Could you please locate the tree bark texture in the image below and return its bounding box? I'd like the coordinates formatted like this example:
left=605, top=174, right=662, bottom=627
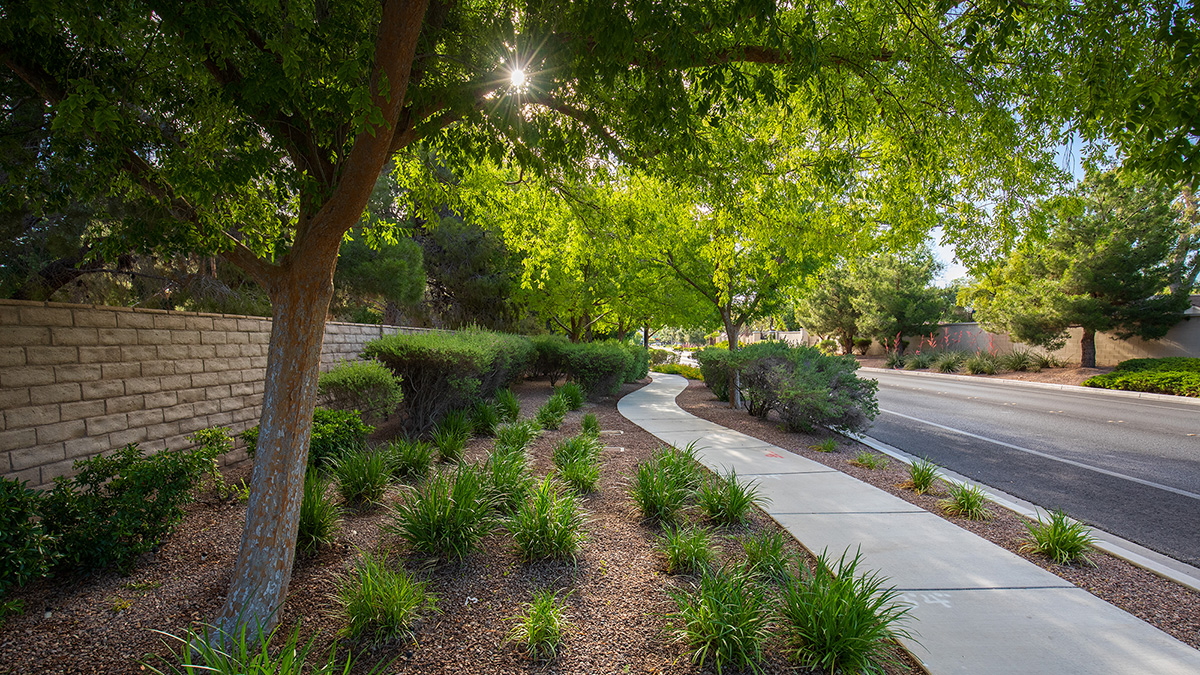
left=1080, top=327, right=1097, bottom=369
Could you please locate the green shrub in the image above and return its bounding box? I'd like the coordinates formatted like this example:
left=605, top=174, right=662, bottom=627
left=769, top=348, right=879, bottom=435
left=565, top=341, right=634, bottom=398
left=529, top=334, right=572, bottom=386
left=150, top=618, right=385, bottom=675
left=241, top=408, right=373, bottom=467
left=385, top=439, right=434, bottom=480
left=558, top=382, right=585, bottom=410
left=650, top=348, right=680, bottom=366
left=508, top=589, right=570, bottom=660
left=508, top=476, right=586, bottom=561
left=999, top=349, right=1037, bottom=372
left=470, top=400, right=501, bottom=437
left=667, top=565, right=770, bottom=674
left=495, top=419, right=539, bottom=452
left=651, top=363, right=704, bottom=380
left=318, top=359, right=403, bottom=423
left=779, top=549, right=913, bottom=674
left=0, top=478, right=55, bottom=594
left=364, top=330, right=535, bottom=434
left=695, top=347, right=736, bottom=401
left=388, top=464, right=495, bottom=560
left=697, top=469, right=763, bottom=526
left=580, top=413, right=600, bottom=436
left=1021, top=510, right=1096, bottom=566
left=337, top=550, right=438, bottom=643
left=333, top=448, right=394, bottom=505
left=298, top=472, right=343, bottom=554
left=628, top=445, right=701, bottom=525
left=41, top=443, right=222, bottom=574
left=494, top=388, right=521, bottom=423
left=740, top=530, right=789, bottom=582
left=656, top=525, right=717, bottom=574
left=483, top=448, right=533, bottom=515
left=433, top=410, right=473, bottom=463
left=620, top=342, right=651, bottom=382
left=940, top=483, right=993, bottom=520
left=1083, top=357, right=1200, bottom=397
left=815, top=338, right=838, bottom=355
left=1031, top=352, right=1065, bottom=370
left=536, top=398, right=566, bottom=430
left=933, top=351, right=965, bottom=373
left=853, top=337, right=873, bottom=355
left=552, top=434, right=602, bottom=466
left=964, top=351, right=999, bottom=375
left=735, top=341, right=795, bottom=417
left=553, top=435, right=602, bottom=493
left=906, top=458, right=940, bottom=495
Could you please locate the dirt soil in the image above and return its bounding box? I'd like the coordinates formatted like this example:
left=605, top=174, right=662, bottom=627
left=675, top=380, right=1200, bottom=651
left=854, top=357, right=1114, bottom=386
left=0, top=380, right=923, bottom=675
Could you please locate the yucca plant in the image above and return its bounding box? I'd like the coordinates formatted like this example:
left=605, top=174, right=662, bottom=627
left=1021, top=510, right=1096, bottom=566
left=483, top=449, right=534, bottom=515
left=508, top=589, right=571, bottom=660
left=494, top=388, right=521, bottom=423
left=337, top=550, right=439, bottom=642
left=508, top=476, right=586, bottom=561
left=580, top=413, right=600, bottom=437
left=903, top=352, right=935, bottom=370
left=558, top=382, right=585, bottom=410
left=386, top=439, right=434, bottom=480
left=850, top=451, right=888, bottom=470
left=298, top=472, right=342, bottom=554
left=698, top=469, right=763, bottom=526
left=333, top=448, right=394, bottom=505
left=933, top=351, right=965, bottom=373
left=905, top=458, right=940, bottom=495
left=1000, top=349, right=1035, bottom=372
left=779, top=549, right=913, bottom=675
left=1031, top=352, right=1064, bottom=370
left=940, top=482, right=993, bottom=520
left=387, top=464, right=495, bottom=560
left=740, top=530, right=789, bottom=582
left=470, top=400, right=501, bottom=437
left=884, top=352, right=905, bottom=369
left=964, top=352, right=999, bottom=375
left=666, top=565, right=771, bottom=674
left=656, top=525, right=717, bottom=574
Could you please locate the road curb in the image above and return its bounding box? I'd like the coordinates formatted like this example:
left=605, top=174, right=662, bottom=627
left=854, top=433, right=1200, bottom=595
left=859, top=366, right=1200, bottom=407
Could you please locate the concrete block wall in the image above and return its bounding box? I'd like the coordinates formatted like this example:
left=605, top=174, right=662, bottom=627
left=0, top=300, right=436, bottom=490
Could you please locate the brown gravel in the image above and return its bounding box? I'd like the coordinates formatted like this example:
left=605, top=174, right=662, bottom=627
left=854, top=357, right=1114, bottom=386
left=0, top=379, right=923, bottom=675
left=675, top=379, right=1200, bottom=651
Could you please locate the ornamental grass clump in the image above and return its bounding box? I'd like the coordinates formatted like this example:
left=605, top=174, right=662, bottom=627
left=552, top=434, right=602, bottom=493
left=337, top=550, right=439, bottom=643
left=333, top=448, right=394, bottom=506
left=494, top=419, right=539, bottom=453
left=904, top=458, right=940, bottom=495
left=509, top=476, right=586, bottom=561
left=629, top=445, right=702, bottom=525
left=298, top=472, right=343, bottom=554
left=964, top=351, right=999, bottom=375
left=656, top=525, right=717, bottom=574
left=580, top=412, right=601, bottom=437
left=432, top=410, right=472, bottom=463
left=1021, top=509, right=1097, bottom=566
left=698, top=469, right=763, bottom=526
left=536, top=396, right=567, bottom=430
left=388, top=464, right=495, bottom=561
left=483, top=449, right=534, bottom=515
left=779, top=549, right=913, bottom=675
left=385, top=439, right=434, bottom=480
left=667, top=565, right=771, bottom=674
left=810, top=438, right=838, bottom=453
left=903, top=352, right=935, bottom=370
left=933, top=351, right=965, bottom=373
left=740, top=530, right=789, bottom=583
left=494, top=388, right=521, bottom=423
left=1000, top=348, right=1038, bottom=372
left=508, top=589, right=571, bottom=661
left=558, top=382, right=585, bottom=410
left=850, top=451, right=888, bottom=470
left=150, top=619, right=382, bottom=675
left=940, top=482, right=993, bottom=520
left=470, top=400, right=501, bottom=437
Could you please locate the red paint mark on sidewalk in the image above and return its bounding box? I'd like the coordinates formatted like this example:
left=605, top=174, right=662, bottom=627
left=764, top=451, right=783, bottom=458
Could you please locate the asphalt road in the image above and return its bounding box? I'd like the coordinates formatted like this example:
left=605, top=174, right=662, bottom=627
left=862, top=369, right=1200, bottom=566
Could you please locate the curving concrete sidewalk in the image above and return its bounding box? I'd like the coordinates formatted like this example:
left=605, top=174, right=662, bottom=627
left=618, top=374, right=1200, bottom=675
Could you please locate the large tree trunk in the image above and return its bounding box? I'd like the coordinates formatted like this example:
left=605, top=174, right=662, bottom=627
left=723, top=310, right=742, bottom=409
left=1080, top=327, right=1097, bottom=369
left=215, top=247, right=339, bottom=640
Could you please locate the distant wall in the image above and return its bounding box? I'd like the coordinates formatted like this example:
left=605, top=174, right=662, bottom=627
left=929, top=320, right=1200, bottom=366
left=0, top=299, right=433, bottom=490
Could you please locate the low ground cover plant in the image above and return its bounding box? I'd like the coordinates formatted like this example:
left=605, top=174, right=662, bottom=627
left=242, top=407, right=373, bottom=467
left=850, top=451, right=888, bottom=470
left=779, top=549, right=913, bottom=674
left=552, top=434, right=602, bottom=493
left=629, top=444, right=705, bottom=525
left=385, top=439, right=433, bottom=480
left=904, top=458, right=941, bottom=495
left=508, top=589, right=571, bottom=660
left=333, top=448, right=393, bottom=505
left=940, top=482, right=993, bottom=520
left=337, top=550, right=438, bottom=643
left=508, top=477, right=586, bottom=561
left=698, top=469, right=763, bottom=526
left=656, top=526, right=717, bottom=574
left=318, top=359, right=403, bottom=423
left=495, top=419, right=540, bottom=452
left=558, top=382, right=585, bottom=410
left=652, top=363, right=704, bottom=380
left=1021, top=510, right=1097, bottom=566
left=470, top=400, right=501, bottom=436
left=388, top=464, right=495, bottom=560
left=667, top=565, right=771, bottom=673
left=810, top=438, right=838, bottom=453
left=433, top=410, right=473, bottom=462
left=740, top=530, right=789, bottom=583
left=1083, top=357, right=1200, bottom=397
left=536, top=395, right=568, bottom=430
left=298, top=472, right=343, bottom=554
left=484, top=448, right=534, bottom=515
left=580, top=412, right=600, bottom=436
left=494, top=388, right=521, bottom=422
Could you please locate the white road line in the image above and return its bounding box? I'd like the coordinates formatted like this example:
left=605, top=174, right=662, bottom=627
left=879, top=408, right=1200, bottom=502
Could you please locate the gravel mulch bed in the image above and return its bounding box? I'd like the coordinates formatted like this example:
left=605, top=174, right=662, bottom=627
left=675, top=379, right=1200, bottom=650
left=0, top=379, right=922, bottom=675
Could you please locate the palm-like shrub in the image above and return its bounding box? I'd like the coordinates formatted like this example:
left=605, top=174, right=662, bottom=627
left=298, top=473, right=342, bottom=554
left=388, top=464, right=495, bottom=560
left=697, top=469, right=763, bottom=526
left=1021, top=510, right=1096, bottom=566
left=337, top=551, right=439, bottom=642
left=779, top=549, right=913, bottom=674
left=667, top=565, right=771, bottom=674
left=508, top=477, right=586, bottom=561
